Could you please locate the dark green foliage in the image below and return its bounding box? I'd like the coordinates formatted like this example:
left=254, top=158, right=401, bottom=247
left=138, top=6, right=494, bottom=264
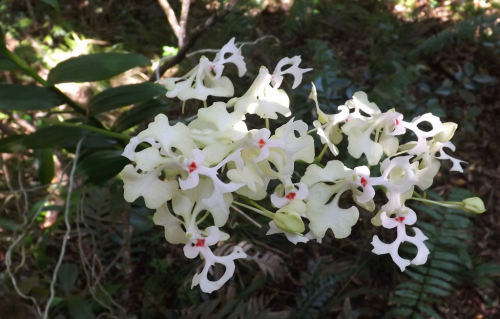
left=0, top=84, right=65, bottom=110
left=387, top=190, right=482, bottom=318
left=412, top=14, right=500, bottom=57
left=47, top=53, right=151, bottom=84
left=111, top=98, right=170, bottom=132
left=89, top=83, right=167, bottom=115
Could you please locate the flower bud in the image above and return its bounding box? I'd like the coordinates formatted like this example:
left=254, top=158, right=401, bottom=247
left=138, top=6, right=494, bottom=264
left=273, top=209, right=305, bottom=234
left=435, top=122, right=458, bottom=143
left=462, top=197, right=486, bottom=214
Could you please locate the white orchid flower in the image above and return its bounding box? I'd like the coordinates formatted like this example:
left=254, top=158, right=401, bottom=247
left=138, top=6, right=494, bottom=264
left=435, top=141, right=466, bottom=172
left=179, top=149, right=244, bottom=216
left=371, top=209, right=430, bottom=271
left=159, top=38, right=246, bottom=101
left=401, top=113, right=444, bottom=155
left=211, top=37, right=247, bottom=79
left=121, top=164, right=178, bottom=209
left=301, top=161, right=360, bottom=239
left=161, top=56, right=234, bottom=101
left=309, top=83, right=348, bottom=156
left=266, top=221, right=309, bottom=245
left=184, top=226, right=247, bottom=293
left=270, top=182, right=308, bottom=208
left=229, top=66, right=291, bottom=119
left=153, top=205, right=189, bottom=244
left=137, top=114, right=195, bottom=156
left=271, top=56, right=312, bottom=89
left=188, top=102, right=247, bottom=164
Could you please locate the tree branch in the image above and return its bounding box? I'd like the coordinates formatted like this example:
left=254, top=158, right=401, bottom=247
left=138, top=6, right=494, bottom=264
left=150, top=0, right=237, bottom=82
left=157, top=0, right=181, bottom=41
left=178, top=0, right=191, bottom=48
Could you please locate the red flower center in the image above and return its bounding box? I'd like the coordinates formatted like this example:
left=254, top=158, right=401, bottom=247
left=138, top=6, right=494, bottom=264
left=188, top=162, right=197, bottom=173
left=360, top=177, right=367, bottom=188
left=395, top=216, right=405, bottom=223
left=258, top=139, right=266, bottom=149
left=286, top=192, right=296, bottom=200
left=195, top=238, right=205, bottom=247
left=395, top=119, right=400, bottom=125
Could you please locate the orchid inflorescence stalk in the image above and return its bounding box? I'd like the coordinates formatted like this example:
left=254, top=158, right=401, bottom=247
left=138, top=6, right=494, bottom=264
left=120, top=38, right=482, bottom=293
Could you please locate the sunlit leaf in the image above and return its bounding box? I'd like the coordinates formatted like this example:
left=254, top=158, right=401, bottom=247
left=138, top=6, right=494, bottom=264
left=47, top=53, right=151, bottom=84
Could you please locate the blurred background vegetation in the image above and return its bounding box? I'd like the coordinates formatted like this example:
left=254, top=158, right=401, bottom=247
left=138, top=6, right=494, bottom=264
left=0, top=0, right=499, bottom=318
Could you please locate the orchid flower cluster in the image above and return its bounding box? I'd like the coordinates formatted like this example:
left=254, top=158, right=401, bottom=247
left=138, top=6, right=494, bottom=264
left=120, top=38, right=473, bottom=293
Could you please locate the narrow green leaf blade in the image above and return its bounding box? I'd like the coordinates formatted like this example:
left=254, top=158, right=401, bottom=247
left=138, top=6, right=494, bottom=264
left=78, top=150, right=129, bottom=184
left=67, top=296, right=94, bottom=319
left=89, top=83, right=166, bottom=115
left=36, top=148, right=55, bottom=185
left=47, top=53, right=151, bottom=84
left=58, top=263, right=78, bottom=294
left=0, top=85, right=65, bottom=110
left=111, top=98, right=169, bottom=132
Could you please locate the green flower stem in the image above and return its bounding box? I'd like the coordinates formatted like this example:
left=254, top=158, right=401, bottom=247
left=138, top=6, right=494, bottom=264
left=1, top=46, right=88, bottom=116
left=1, top=46, right=47, bottom=85
left=233, top=200, right=274, bottom=219
left=409, top=197, right=460, bottom=209
left=181, top=101, right=186, bottom=114
left=265, top=118, right=270, bottom=130
left=196, top=211, right=210, bottom=224
left=203, top=100, right=207, bottom=108
left=55, top=122, right=130, bottom=141
left=314, top=144, right=328, bottom=163
left=374, top=127, right=381, bottom=143
left=307, top=127, right=318, bottom=134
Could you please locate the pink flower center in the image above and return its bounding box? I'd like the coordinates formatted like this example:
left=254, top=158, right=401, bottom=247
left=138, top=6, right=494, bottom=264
left=195, top=238, right=205, bottom=247
left=395, top=119, right=400, bottom=125
left=258, top=139, right=266, bottom=149
left=360, top=177, right=367, bottom=188
left=286, top=192, right=296, bottom=200
left=395, top=216, right=405, bottom=223
left=188, top=162, right=197, bottom=173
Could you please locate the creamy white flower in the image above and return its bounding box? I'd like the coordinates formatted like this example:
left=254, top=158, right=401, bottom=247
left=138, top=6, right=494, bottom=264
left=371, top=208, right=430, bottom=271
left=184, top=226, right=247, bottom=293
left=266, top=221, right=309, bottom=245
left=159, top=38, right=246, bottom=101
left=302, top=161, right=359, bottom=239
left=138, top=114, right=195, bottom=156
left=270, top=182, right=308, bottom=208
left=229, top=66, right=291, bottom=119
left=121, top=164, right=178, bottom=209
left=271, top=56, right=312, bottom=89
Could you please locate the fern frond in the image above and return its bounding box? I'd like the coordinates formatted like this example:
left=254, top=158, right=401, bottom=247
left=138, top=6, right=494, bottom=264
left=387, top=191, right=473, bottom=318
left=412, top=14, right=500, bottom=56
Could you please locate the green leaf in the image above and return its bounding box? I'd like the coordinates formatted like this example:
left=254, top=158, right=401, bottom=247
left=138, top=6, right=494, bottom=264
left=41, top=0, right=59, bottom=10
left=112, top=98, right=169, bottom=132
left=67, top=296, right=94, bottom=319
left=0, top=85, right=65, bottom=110
left=47, top=53, right=151, bottom=84
left=472, top=74, right=496, bottom=84
left=22, top=126, right=84, bottom=149
left=419, top=305, right=442, bottom=319
left=36, top=148, right=55, bottom=185
left=463, top=62, right=475, bottom=77
left=89, top=83, right=166, bottom=115
left=58, top=263, right=78, bottom=294
left=0, top=135, right=27, bottom=153
left=22, top=125, right=118, bottom=150
left=78, top=150, right=129, bottom=184
left=0, top=55, right=17, bottom=70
